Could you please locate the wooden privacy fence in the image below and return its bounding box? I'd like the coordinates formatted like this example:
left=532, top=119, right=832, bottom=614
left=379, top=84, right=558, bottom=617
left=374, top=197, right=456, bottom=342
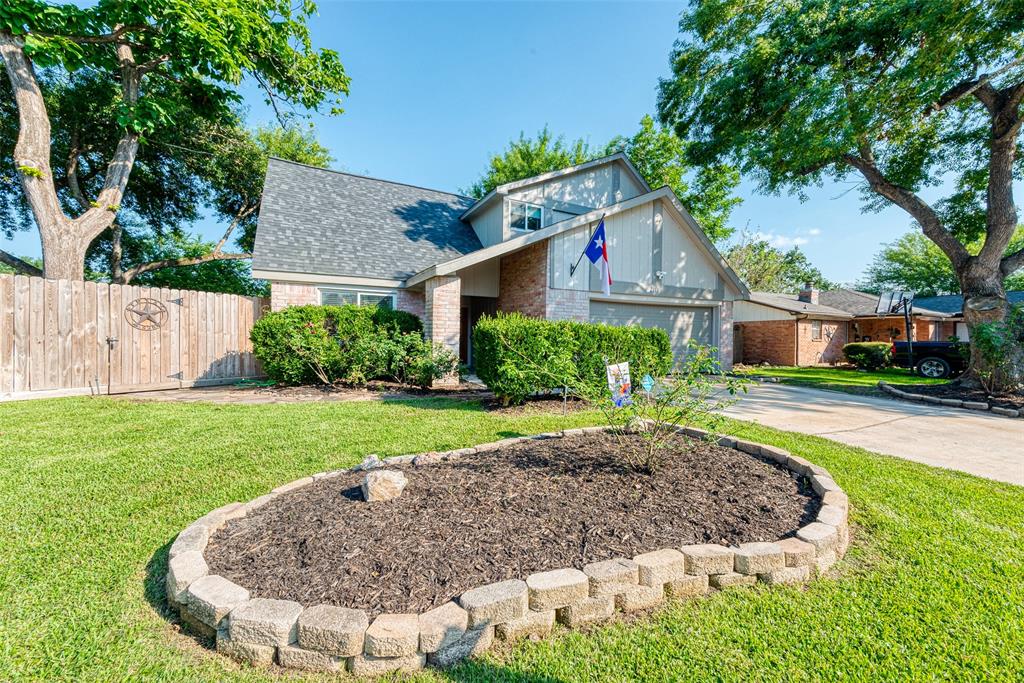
left=0, top=274, right=269, bottom=400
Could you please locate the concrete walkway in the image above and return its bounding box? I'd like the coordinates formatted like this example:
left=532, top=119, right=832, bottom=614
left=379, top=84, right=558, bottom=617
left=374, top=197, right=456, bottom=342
left=722, top=383, right=1024, bottom=486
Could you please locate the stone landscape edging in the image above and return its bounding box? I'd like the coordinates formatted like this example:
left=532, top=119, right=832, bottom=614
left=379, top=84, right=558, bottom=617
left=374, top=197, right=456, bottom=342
left=166, top=426, right=851, bottom=677
left=877, top=381, right=1023, bottom=418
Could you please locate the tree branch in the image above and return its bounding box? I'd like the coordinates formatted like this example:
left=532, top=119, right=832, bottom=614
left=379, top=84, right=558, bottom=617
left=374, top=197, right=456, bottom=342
left=0, top=249, right=42, bottom=276
left=926, top=58, right=1024, bottom=116
left=1003, top=247, right=1024, bottom=277
left=842, top=153, right=970, bottom=268
left=65, top=132, right=90, bottom=212
left=119, top=251, right=252, bottom=283
left=34, top=25, right=149, bottom=45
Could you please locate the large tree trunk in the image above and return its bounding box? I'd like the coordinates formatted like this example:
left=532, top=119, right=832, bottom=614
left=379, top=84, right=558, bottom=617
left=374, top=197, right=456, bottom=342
left=956, top=261, right=1009, bottom=389
left=1, top=31, right=139, bottom=282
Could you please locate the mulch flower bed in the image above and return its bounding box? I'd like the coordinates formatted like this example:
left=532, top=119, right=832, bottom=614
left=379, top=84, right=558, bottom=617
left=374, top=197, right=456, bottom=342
left=901, top=383, right=1024, bottom=411
left=205, top=433, right=818, bottom=617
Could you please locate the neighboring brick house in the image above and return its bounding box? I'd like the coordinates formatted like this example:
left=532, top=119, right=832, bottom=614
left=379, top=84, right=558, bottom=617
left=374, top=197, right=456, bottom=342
left=731, top=285, right=991, bottom=367
left=251, top=154, right=749, bottom=385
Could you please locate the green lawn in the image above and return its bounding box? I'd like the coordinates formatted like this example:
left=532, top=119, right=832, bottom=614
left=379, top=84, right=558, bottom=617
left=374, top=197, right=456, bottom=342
left=1, top=396, right=1021, bottom=682
left=737, top=365, right=947, bottom=395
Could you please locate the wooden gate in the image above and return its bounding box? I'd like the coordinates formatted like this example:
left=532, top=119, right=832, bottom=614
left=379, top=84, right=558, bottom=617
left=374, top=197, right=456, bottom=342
left=0, top=274, right=268, bottom=400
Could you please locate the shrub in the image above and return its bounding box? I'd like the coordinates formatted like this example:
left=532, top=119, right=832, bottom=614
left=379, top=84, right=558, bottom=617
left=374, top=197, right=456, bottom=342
left=472, top=312, right=673, bottom=405
left=250, top=305, right=425, bottom=385
left=843, top=341, right=892, bottom=370
left=969, top=304, right=1024, bottom=392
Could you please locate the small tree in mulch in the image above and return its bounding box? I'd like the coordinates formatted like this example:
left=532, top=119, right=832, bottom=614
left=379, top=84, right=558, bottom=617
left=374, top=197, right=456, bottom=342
left=580, top=342, right=749, bottom=474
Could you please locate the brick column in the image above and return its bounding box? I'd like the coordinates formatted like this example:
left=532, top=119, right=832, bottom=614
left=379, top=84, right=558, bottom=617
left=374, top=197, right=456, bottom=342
left=718, top=301, right=734, bottom=371
left=424, top=275, right=461, bottom=387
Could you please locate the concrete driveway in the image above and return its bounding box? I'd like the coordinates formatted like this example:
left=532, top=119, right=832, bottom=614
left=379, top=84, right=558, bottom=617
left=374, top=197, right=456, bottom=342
left=723, top=383, right=1024, bottom=486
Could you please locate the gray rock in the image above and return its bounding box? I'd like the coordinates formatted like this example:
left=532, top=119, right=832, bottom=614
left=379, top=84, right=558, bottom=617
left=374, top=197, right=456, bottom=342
left=817, top=504, right=848, bottom=528
left=364, top=613, right=419, bottom=657
left=418, top=601, right=468, bottom=653
left=495, top=609, right=555, bottom=641
left=168, top=523, right=209, bottom=560
left=821, top=490, right=849, bottom=510
left=349, top=653, right=425, bottom=675
left=963, top=401, right=989, bottom=410
left=813, top=549, right=839, bottom=576
left=633, top=548, right=687, bottom=587
left=922, top=395, right=943, bottom=405
left=244, top=492, right=278, bottom=512
left=272, top=476, right=314, bottom=495
left=180, top=607, right=216, bottom=639
left=166, top=550, right=208, bottom=604
left=556, top=595, right=614, bottom=627
left=194, top=502, right=246, bottom=532
left=717, top=436, right=738, bottom=448
left=940, top=398, right=964, bottom=407
left=758, top=445, right=792, bottom=465
left=215, top=629, right=275, bottom=666
left=796, top=522, right=840, bottom=553
left=681, top=544, right=734, bottom=576
left=298, top=604, right=368, bottom=656
left=759, top=565, right=811, bottom=586
left=709, top=572, right=757, bottom=589
left=459, top=579, right=528, bottom=626
left=186, top=574, right=250, bottom=628
left=615, top=584, right=665, bottom=612
left=229, top=598, right=303, bottom=646
left=525, top=568, right=588, bottom=611
left=734, top=439, right=763, bottom=456
left=734, top=542, right=785, bottom=574
left=584, top=558, right=639, bottom=596
left=811, top=474, right=842, bottom=495
left=775, top=537, right=816, bottom=567
left=361, top=469, right=408, bottom=502
left=382, top=454, right=416, bottom=466
left=427, top=625, right=494, bottom=668
left=277, top=645, right=344, bottom=672
left=992, top=406, right=1020, bottom=417
left=353, top=454, right=383, bottom=471
left=665, top=574, right=709, bottom=597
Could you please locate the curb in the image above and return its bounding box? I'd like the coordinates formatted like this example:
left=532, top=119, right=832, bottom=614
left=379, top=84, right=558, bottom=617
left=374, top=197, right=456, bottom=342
left=877, top=381, right=1022, bottom=418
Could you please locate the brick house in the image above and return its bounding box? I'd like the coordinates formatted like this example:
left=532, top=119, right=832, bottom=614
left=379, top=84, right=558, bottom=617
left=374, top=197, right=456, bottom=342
left=731, top=285, right=1015, bottom=367
left=251, top=154, right=749, bottom=384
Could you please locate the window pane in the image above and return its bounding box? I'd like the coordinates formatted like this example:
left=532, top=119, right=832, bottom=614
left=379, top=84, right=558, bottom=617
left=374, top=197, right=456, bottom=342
left=526, top=205, right=541, bottom=230
left=321, top=289, right=357, bottom=306
left=510, top=212, right=526, bottom=231
left=360, top=294, right=393, bottom=309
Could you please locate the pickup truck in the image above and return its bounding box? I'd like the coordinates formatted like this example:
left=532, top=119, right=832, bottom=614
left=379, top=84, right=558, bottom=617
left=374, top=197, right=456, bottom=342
left=891, top=341, right=967, bottom=379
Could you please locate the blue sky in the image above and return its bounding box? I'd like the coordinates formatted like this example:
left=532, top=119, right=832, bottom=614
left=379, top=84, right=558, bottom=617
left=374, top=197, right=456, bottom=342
left=3, top=0, right=930, bottom=284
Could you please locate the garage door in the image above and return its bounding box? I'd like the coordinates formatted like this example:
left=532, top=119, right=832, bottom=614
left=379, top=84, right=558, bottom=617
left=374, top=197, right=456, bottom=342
left=589, top=301, right=715, bottom=360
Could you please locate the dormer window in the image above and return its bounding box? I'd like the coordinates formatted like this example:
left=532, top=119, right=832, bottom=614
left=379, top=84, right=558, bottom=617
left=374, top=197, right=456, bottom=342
left=509, top=200, right=543, bottom=232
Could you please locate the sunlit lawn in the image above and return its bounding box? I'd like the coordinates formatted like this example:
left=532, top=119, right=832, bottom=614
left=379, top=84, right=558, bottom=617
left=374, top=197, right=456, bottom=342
left=737, top=365, right=948, bottom=395
left=1, top=396, right=1021, bottom=682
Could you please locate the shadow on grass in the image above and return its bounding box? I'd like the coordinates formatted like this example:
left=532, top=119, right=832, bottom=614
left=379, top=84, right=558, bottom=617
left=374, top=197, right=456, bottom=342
left=144, top=543, right=217, bottom=648
left=442, top=660, right=567, bottom=683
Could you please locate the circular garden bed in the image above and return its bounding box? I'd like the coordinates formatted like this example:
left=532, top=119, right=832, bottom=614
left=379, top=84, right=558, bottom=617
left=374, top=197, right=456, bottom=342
left=165, top=426, right=850, bottom=677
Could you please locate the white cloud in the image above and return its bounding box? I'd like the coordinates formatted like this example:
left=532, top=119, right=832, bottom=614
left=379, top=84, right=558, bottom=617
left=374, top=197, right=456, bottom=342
left=753, top=231, right=809, bottom=248
left=808, top=228, right=822, bottom=236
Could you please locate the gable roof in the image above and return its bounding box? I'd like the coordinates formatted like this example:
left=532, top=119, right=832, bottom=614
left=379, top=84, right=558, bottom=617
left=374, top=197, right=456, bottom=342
left=252, top=158, right=482, bottom=281
left=407, top=185, right=750, bottom=298
left=460, top=152, right=652, bottom=222
left=818, top=289, right=883, bottom=316
left=748, top=292, right=853, bottom=319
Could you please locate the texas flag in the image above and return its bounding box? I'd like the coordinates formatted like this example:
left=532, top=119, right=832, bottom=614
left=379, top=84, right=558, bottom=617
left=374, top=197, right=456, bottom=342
left=584, top=219, right=612, bottom=295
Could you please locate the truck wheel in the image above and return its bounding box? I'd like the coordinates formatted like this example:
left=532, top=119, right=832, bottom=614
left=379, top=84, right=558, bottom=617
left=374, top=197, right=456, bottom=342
left=916, top=357, right=951, bottom=379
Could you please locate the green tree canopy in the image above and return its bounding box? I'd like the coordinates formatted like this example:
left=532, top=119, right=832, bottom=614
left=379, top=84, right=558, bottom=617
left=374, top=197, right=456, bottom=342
left=657, top=0, right=1024, bottom=386
left=861, top=228, right=1024, bottom=298
left=724, top=233, right=834, bottom=293
left=604, top=115, right=740, bottom=241
left=466, top=126, right=591, bottom=199
left=0, top=0, right=348, bottom=281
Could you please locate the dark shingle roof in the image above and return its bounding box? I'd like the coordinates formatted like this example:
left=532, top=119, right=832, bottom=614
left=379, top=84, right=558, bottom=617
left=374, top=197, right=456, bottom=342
left=818, top=289, right=882, bottom=316
left=913, top=291, right=1024, bottom=315
left=252, top=158, right=482, bottom=280
left=749, top=292, right=853, bottom=318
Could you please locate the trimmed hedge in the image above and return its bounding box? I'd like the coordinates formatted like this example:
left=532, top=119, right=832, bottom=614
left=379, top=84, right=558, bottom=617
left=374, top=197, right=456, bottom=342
left=472, top=312, right=673, bottom=404
left=251, top=305, right=424, bottom=385
left=843, top=341, right=892, bottom=370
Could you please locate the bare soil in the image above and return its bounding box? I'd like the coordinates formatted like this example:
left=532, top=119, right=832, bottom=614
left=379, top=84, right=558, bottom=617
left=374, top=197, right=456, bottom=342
left=902, top=383, right=1024, bottom=411
left=206, top=433, right=819, bottom=616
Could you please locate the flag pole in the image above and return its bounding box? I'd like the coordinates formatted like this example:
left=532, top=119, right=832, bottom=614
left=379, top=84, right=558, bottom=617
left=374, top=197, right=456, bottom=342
left=569, top=214, right=606, bottom=277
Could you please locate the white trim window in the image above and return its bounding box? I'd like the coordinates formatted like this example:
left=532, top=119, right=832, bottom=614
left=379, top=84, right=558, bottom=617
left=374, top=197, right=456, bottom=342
left=509, top=200, right=543, bottom=232
left=320, top=288, right=395, bottom=309
left=810, top=319, right=823, bottom=340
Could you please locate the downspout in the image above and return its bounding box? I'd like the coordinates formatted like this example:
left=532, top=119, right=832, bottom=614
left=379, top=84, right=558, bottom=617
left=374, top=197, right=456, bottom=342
left=793, top=313, right=807, bottom=366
